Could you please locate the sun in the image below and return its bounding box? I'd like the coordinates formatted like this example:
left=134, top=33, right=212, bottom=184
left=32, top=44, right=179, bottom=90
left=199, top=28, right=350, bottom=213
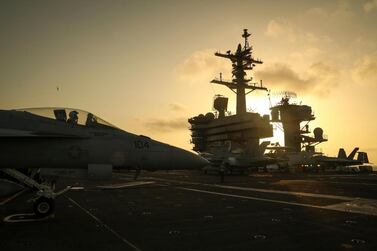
left=247, top=96, right=285, bottom=146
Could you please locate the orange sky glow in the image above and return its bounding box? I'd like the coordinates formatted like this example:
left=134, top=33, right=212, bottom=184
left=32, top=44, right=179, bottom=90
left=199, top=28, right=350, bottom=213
left=1, top=0, right=376, bottom=162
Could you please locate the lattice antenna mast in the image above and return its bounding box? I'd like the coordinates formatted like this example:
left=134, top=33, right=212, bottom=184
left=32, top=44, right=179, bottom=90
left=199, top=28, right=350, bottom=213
left=242, top=28, right=250, bottom=50
left=211, top=29, right=267, bottom=114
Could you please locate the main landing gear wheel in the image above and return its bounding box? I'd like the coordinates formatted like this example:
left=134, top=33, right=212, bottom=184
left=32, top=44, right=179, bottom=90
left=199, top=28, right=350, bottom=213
left=33, top=197, right=55, bottom=218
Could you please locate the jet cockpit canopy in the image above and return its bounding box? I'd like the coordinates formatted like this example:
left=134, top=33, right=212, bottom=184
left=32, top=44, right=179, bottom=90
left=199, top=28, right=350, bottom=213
left=15, top=107, right=118, bottom=129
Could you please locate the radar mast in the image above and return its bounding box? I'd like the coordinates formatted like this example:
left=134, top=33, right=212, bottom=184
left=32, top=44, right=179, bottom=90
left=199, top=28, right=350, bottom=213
left=211, top=29, right=267, bottom=114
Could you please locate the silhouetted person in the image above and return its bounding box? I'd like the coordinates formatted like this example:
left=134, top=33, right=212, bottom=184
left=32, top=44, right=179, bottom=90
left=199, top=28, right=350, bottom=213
left=86, top=113, right=97, bottom=127
left=219, top=162, right=225, bottom=183
left=67, top=111, right=79, bottom=125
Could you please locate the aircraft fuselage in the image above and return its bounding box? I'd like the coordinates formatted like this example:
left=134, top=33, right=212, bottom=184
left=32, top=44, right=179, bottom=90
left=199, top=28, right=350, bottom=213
left=0, top=109, right=207, bottom=172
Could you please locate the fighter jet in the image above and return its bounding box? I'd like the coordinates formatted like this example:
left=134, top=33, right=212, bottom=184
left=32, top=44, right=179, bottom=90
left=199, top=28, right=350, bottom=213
left=312, top=147, right=369, bottom=167
left=202, top=141, right=280, bottom=175
left=0, top=107, right=208, bottom=217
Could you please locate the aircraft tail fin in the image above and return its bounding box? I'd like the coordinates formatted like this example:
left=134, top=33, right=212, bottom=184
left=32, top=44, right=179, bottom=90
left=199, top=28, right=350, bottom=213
left=357, top=152, right=369, bottom=163
left=347, top=147, right=359, bottom=160
left=338, top=148, right=347, bottom=159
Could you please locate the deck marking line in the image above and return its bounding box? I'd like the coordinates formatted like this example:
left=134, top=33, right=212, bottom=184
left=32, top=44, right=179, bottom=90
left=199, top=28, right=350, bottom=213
left=146, top=176, right=376, bottom=201
left=324, top=181, right=377, bottom=186
left=3, top=213, right=52, bottom=223
left=0, top=189, right=27, bottom=205
left=66, top=196, right=141, bottom=251
left=98, top=181, right=155, bottom=189
left=212, top=184, right=357, bottom=201
left=178, top=187, right=377, bottom=216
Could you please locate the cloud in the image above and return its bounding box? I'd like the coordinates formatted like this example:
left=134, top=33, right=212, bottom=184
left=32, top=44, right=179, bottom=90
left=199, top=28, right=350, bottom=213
left=351, top=53, right=377, bottom=86
left=364, top=0, right=377, bottom=13
left=352, top=36, right=377, bottom=52
left=169, top=103, right=186, bottom=112
left=265, top=19, right=288, bottom=38
left=265, top=1, right=357, bottom=45
left=305, top=2, right=354, bottom=21
left=308, top=62, right=341, bottom=96
left=175, top=49, right=230, bottom=83
left=289, top=47, right=324, bottom=64
left=265, top=19, right=332, bottom=44
left=142, top=117, right=188, bottom=133
left=254, top=62, right=340, bottom=96
left=255, top=63, right=310, bottom=90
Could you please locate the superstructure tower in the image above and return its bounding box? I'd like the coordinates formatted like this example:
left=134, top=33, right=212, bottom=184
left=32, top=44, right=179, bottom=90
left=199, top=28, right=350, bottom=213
left=188, top=29, right=272, bottom=156
left=270, top=94, right=327, bottom=153
left=211, top=29, right=267, bottom=114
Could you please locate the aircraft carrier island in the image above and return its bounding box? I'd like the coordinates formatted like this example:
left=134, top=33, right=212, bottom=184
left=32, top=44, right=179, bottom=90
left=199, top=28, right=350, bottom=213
left=189, top=29, right=373, bottom=174
left=189, top=29, right=273, bottom=172
left=1, top=30, right=377, bottom=251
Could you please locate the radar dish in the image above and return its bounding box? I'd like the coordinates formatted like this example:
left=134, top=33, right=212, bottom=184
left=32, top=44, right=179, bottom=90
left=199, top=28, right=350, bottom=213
left=271, top=91, right=297, bottom=99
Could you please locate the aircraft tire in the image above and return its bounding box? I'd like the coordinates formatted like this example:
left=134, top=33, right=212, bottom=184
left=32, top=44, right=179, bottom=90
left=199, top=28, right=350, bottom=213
left=33, top=197, right=55, bottom=218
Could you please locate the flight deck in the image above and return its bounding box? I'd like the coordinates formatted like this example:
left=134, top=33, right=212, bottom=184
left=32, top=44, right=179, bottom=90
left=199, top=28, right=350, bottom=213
left=1, top=170, right=377, bottom=251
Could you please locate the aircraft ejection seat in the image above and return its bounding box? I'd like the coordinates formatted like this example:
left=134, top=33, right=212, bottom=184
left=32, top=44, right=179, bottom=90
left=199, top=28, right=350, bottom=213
left=54, top=109, right=67, bottom=122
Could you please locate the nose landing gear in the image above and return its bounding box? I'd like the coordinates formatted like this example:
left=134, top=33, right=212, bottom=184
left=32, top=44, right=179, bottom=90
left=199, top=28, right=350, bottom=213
left=1, top=168, right=71, bottom=218
left=33, top=197, right=55, bottom=218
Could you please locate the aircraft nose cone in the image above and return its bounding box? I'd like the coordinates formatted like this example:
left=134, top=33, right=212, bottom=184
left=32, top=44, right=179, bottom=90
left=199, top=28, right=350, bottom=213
left=192, top=154, right=210, bottom=169
left=171, top=147, right=209, bottom=170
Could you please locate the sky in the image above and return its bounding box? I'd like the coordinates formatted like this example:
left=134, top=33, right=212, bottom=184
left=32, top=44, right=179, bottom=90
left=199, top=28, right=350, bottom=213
left=1, top=0, right=377, bottom=162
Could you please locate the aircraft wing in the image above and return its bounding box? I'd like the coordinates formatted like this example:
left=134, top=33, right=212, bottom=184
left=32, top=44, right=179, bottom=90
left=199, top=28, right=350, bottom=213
left=249, top=156, right=284, bottom=166
left=314, top=156, right=362, bottom=166
left=0, top=128, right=89, bottom=139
